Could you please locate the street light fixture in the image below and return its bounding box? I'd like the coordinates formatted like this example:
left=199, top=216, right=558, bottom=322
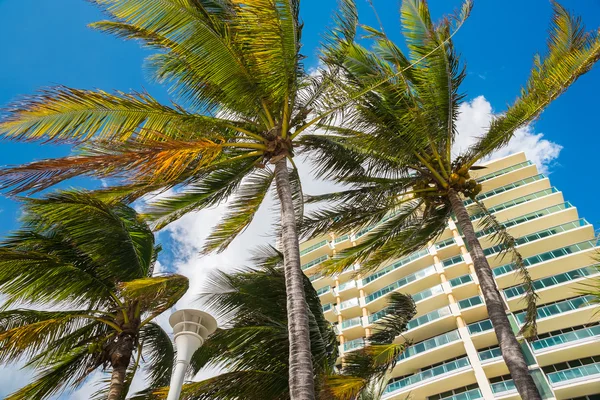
left=166, top=309, right=217, bottom=400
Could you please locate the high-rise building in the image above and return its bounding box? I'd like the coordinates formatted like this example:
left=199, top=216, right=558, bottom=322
left=300, top=152, right=600, bottom=400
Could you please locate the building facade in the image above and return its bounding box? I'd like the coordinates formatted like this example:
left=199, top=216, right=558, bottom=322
left=300, top=152, right=600, bottom=400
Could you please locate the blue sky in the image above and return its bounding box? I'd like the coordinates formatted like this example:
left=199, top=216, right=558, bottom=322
left=1, top=0, right=599, bottom=235
left=1, top=0, right=600, bottom=397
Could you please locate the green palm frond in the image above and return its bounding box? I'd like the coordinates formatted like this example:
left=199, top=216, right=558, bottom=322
left=369, top=292, right=416, bottom=344
left=202, top=168, right=274, bottom=254
left=139, top=322, right=175, bottom=390
left=466, top=1, right=600, bottom=165
left=4, top=344, right=98, bottom=400
left=120, top=274, right=189, bottom=318
left=0, top=87, right=216, bottom=143
left=0, top=310, right=93, bottom=364
left=143, top=155, right=259, bottom=230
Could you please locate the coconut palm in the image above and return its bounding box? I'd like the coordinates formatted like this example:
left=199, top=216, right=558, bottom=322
left=0, top=191, right=188, bottom=400
left=299, top=1, right=600, bottom=399
left=0, top=2, right=368, bottom=397
left=131, top=247, right=416, bottom=400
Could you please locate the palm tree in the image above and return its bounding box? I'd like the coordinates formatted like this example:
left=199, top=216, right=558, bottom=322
left=0, top=2, right=365, bottom=397
left=0, top=191, right=188, bottom=400
left=299, top=1, right=600, bottom=399
left=131, top=247, right=416, bottom=400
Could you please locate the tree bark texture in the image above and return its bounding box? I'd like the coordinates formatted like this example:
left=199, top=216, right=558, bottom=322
left=274, top=158, right=316, bottom=400
left=448, top=188, right=542, bottom=400
left=107, top=334, right=135, bottom=400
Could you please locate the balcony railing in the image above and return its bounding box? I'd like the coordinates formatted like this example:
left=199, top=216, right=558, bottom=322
left=458, top=295, right=484, bottom=309
left=467, top=319, right=493, bottom=335
left=490, top=380, right=516, bottom=395
left=515, top=295, right=595, bottom=325
left=362, top=248, right=430, bottom=285
left=399, top=330, right=461, bottom=361
left=317, top=286, right=331, bottom=296
left=302, top=254, right=328, bottom=270
left=365, top=265, right=436, bottom=303
left=475, top=161, right=532, bottom=183
left=413, top=284, right=445, bottom=303
left=322, top=303, right=333, bottom=313
left=547, top=362, right=600, bottom=386
left=406, top=306, right=452, bottom=331
left=338, top=297, right=360, bottom=311
left=384, top=357, right=470, bottom=394
left=341, top=316, right=362, bottom=330
left=476, top=202, right=572, bottom=239
left=442, top=254, right=465, bottom=268
left=439, top=388, right=483, bottom=400
left=368, top=284, right=446, bottom=325
left=334, top=234, right=350, bottom=244
left=469, top=187, right=558, bottom=221
left=483, top=219, right=589, bottom=257
left=300, top=239, right=329, bottom=256
left=343, top=338, right=365, bottom=352
left=504, top=264, right=600, bottom=299
left=532, top=325, right=600, bottom=352
left=337, top=279, right=357, bottom=292
left=478, top=346, right=502, bottom=362
left=493, top=239, right=600, bottom=277
left=435, top=237, right=457, bottom=249
left=464, top=174, right=546, bottom=206
left=450, top=274, right=473, bottom=287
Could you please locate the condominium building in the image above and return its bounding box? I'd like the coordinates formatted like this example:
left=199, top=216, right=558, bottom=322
left=300, top=152, right=600, bottom=400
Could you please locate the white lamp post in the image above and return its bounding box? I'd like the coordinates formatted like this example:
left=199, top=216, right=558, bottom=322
left=167, top=309, right=217, bottom=400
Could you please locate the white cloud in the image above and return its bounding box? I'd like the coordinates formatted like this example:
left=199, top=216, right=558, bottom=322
left=453, top=95, right=562, bottom=173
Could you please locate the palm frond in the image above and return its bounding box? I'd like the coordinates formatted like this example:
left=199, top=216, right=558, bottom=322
left=120, top=274, right=188, bottom=317
left=202, top=168, right=274, bottom=254
left=473, top=199, right=538, bottom=337
left=139, top=322, right=174, bottom=390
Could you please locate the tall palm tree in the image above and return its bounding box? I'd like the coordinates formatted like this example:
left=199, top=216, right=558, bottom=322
left=0, top=2, right=367, bottom=397
left=132, top=247, right=416, bottom=400
left=0, top=191, right=188, bottom=400
left=300, top=1, right=600, bottom=399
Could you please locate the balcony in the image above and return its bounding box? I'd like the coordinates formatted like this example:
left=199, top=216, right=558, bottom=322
left=340, top=316, right=364, bottom=338
left=383, top=357, right=472, bottom=399
left=437, top=388, right=483, bottom=400
left=464, top=173, right=548, bottom=207
left=435, top=237, right=459, bottom=259
left=336, top=297, right=362, bottom=318
left=335, top=279, right=358, bottom=299
left=342, top=337, right=365, bottom=353
left=492, top=239, right=600, bottom=288
left=364, top=265, right=439, bottom=310
left=458, top=295, right=487, bottom=323
left=469, top=187, right=559, bottom=222
left=476, top=202, right=574, bottom=244
left=394, top=330, right=464, bottom=373
left=402, top=306, right=456, bottom=342
left=442, top=254, right=470, bottom=279
left=475, top=160, right=532, bottom=184
left=449, top=274, right=478, bottom=299
left=532, top=325, right=600, bottom=367
left=504, top=264, right=600, bottom=310
left=301, top=254, right=328, bottom=271
left=361, top=248, right=432, bottom=291
left=548, top=362, right=600, bottom=398
left=515, top=295, right=598, bottom=335
left=490, top=380, right=517, bottom=397
left=467, top=319, right=496, bottom=348
left=300, top=239, right=330, bottom=258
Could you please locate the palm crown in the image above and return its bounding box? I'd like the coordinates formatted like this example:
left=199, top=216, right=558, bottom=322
left=0, top=191, right=188, bottom=400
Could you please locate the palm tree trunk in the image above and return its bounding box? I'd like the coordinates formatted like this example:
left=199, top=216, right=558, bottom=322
left=447, top=188, right=542, bottom=400
left=107, top=334, right=135, bottom=400
left=274, top=158, right=315, bottom=400
left=108, top=366, right=127, bottom=400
